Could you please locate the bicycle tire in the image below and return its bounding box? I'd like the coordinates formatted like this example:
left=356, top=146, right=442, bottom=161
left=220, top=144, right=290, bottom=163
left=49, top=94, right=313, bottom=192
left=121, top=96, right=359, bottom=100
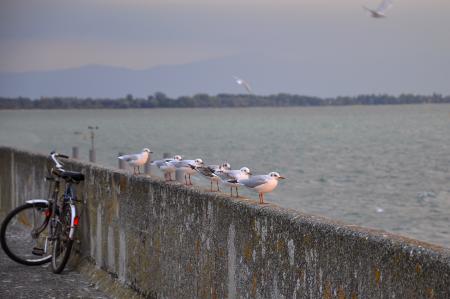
left=0, top=202, right=52, bottom=265
left=51, top=203, right=74, bottom=273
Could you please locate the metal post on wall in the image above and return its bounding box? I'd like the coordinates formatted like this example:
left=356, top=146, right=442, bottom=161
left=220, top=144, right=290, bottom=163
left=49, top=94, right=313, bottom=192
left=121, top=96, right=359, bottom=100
left=72, top=146, right=79, bottom=159
left=88, top=126, right=99, bottom=163
left=118, top=152, right=126, bottom=170
left=176, top=168, right=185, bottom=183
left=89, top=150, right=96, bottom=163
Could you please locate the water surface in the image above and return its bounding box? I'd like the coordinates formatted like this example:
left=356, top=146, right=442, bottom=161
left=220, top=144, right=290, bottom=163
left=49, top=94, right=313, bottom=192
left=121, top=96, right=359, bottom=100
left=1, top=105, right=449, bottom=247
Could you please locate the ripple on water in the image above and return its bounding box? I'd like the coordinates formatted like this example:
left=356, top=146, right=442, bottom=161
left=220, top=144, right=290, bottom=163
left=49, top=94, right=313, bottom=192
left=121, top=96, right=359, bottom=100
left=1, top=105, right=450, bottom=248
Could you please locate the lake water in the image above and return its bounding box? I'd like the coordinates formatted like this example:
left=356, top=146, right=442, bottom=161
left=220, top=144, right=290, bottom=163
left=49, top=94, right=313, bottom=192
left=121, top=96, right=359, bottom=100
left=1, top=105, right=449, bottom=247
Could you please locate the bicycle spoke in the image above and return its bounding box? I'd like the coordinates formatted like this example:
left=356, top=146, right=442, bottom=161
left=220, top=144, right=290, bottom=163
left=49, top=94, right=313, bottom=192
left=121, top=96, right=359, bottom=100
left=0, top=203, right=52, bottom=265
left=51, top=203, right=74, bottom=273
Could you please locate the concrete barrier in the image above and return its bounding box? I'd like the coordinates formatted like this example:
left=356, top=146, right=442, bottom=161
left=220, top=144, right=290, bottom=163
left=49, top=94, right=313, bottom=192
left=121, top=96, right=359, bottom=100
left=0, top=146, right=449, bottom=298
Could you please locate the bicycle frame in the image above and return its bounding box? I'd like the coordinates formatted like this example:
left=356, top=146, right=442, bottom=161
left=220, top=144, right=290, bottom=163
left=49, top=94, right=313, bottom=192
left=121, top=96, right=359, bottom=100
left=49, top=180, right=78, bottom=238
left=63, top=182, right=78, bottom=240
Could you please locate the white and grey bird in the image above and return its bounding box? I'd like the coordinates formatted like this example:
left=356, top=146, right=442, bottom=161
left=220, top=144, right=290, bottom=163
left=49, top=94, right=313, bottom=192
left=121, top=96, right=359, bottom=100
left=151, top=155, right=182, bottom=181
left=234, top=172, right=286, bottom=204
left=217, top=166, right=252, bottom=197
left=191, top=162, right=231, bottom=192
left=169, top=158, right=204, bottom=185
left=363, top=0, right=394, bottom=18
left=233, top=76, right=253, bottom=94
left=118, top=148, right=153, bottom=174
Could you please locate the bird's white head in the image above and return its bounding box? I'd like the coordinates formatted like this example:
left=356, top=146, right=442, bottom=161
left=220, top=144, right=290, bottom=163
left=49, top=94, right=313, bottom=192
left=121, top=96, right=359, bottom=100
left=173, top=155, right=182, bottom=161
left=240, top=167, right=252, bottom=175
left=142, top=148, right=153, bottom=153
left=194, top=158, right=203, bottom=165
left=221, top=162, right=231, bottom=170
left=269, top=172, right=286, bottom=180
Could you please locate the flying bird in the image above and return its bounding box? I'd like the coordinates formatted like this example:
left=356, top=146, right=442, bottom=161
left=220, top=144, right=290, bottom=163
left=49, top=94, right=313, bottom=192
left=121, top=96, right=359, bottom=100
left=233, top=76, right=253, bottom=94
left=363, top=0, right=394, bottom=18
left=233, top=172, right=286, bottom=204
left=118, top=148, right=153, bottom=174
left=151, top=155, right=183, bottom=181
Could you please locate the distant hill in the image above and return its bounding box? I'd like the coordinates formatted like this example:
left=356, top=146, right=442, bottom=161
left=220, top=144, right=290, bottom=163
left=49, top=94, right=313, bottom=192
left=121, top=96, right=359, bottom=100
left=1, top=53, right=449, bottom=99
left=0, top=55, right=291, bottom=98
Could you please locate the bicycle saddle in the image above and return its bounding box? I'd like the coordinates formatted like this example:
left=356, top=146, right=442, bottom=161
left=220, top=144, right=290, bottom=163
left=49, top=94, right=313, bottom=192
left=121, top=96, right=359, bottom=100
left=59, top=170, right=85, bottom=183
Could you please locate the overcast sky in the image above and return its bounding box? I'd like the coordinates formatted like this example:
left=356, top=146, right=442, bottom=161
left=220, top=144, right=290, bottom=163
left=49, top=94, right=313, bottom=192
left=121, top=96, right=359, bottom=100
left=1, top=0, right=449, bottom=96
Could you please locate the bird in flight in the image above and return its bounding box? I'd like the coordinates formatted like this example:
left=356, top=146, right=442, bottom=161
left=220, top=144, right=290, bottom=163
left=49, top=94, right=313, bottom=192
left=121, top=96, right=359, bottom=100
left=233, top=76, right=253, bottom=94
left=363, top=0, right=394, bottom=18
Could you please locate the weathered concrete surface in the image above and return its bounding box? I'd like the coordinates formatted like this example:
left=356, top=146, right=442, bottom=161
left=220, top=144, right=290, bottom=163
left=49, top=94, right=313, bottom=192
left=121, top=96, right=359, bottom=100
left=1, top=146, right=450, bottom=298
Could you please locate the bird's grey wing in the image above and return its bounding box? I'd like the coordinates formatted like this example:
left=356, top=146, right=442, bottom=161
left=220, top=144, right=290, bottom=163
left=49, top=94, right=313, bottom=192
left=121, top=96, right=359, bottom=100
left=377, top=0, right=393, bottom=13
left=362, top=5, right=375, bottom=14
left=215, top=171, right=234, bottom=180
left=243, top=81, right=253, bottom=94
left=151, top=160, right=164, bottom=167
left=118, top=154, right=138, bottom=161
left=168, top=160, right=181, bottom=167
left=240, top=176, right=268, bottom=188
left=196, top=166, right=215, bottom=177
left=170, top=160, right=189, bottom=168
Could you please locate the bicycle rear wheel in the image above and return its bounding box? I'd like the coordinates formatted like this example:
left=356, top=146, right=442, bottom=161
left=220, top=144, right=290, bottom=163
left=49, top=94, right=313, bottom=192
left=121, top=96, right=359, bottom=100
left=0, top=202, right=52, bottom=265
left=51, top=203, right=74, bottom=273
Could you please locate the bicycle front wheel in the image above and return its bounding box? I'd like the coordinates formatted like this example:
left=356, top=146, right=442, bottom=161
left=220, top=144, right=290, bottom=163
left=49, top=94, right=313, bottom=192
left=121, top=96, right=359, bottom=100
left=51, top=203, right=74, bottom=273
left=0, top=202, right=52, bottom=265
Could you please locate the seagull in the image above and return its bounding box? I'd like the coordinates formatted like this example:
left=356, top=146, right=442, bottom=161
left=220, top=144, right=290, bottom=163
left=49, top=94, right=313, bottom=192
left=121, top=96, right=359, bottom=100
left=190, top=162, right=231, bottom=191
left=233, top=172, right=286, bottom=204
left=216, top=167, right=252, bottom=197
left=375, top=206, right=384, bottom=213
left=169, top=158, right=204, bottom=185
left=363, top=0, right=394, bottom=18
left=151, top=155, right=182, bottom=181
left=118, top=148, right=153, bottom=174
left=233, top=76, right=253, bottom=94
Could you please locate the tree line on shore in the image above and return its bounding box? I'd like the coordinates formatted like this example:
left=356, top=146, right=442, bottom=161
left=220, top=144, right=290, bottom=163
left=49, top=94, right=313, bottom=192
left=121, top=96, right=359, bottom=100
left=1, top=93, right=449, bottom=109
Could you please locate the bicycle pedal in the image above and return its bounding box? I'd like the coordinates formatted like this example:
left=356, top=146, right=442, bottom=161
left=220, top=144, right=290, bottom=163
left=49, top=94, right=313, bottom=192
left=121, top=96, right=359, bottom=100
left=32, top=247, right=45, bottom=256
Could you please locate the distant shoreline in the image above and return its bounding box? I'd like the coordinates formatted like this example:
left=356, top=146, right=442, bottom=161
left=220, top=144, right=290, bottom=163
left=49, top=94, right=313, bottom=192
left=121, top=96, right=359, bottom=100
left=1, top=93, right=449, bottom=109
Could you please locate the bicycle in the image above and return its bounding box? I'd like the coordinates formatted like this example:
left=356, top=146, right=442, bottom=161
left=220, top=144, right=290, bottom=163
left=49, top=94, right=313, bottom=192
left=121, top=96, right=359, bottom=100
left=0, top=151, right=85, bottom=273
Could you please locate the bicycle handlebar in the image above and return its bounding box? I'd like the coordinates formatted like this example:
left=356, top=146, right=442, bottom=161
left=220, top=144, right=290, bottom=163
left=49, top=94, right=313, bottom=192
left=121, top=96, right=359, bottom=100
left=49, top=152, right=68, bottom=171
